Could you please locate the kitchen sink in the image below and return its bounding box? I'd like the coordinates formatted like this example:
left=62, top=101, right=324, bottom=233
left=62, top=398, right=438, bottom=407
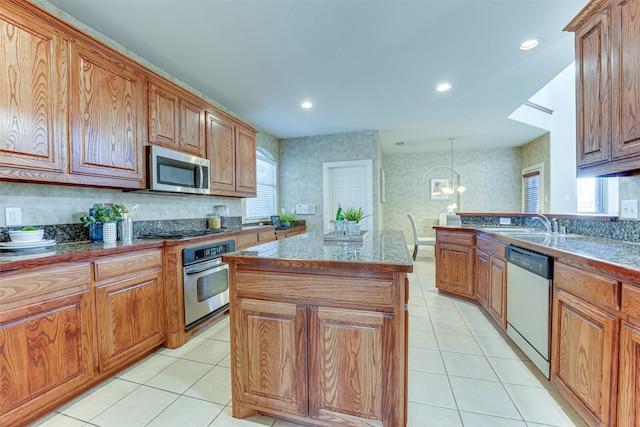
left=481, top=228, right=584, bottom=238
left=481, top=227, right=545, bottom=234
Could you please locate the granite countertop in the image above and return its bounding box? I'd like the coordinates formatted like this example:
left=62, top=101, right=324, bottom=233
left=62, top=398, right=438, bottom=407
left=443, top=226, right=640, bottom=281
left=224, top=230, right=414, bottom=272
left=0, top=225, right=279, bottom=272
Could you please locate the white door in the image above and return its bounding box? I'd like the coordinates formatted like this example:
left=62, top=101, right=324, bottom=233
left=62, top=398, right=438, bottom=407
left=323, top=160, right=373, bottom=233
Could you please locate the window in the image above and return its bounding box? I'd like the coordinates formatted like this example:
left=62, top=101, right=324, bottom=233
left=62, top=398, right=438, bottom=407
left=577, top=177, right=618, bottom=214
left=245, top=148, right=277, bottom=219
left=522, top=163, right=544, bottom=213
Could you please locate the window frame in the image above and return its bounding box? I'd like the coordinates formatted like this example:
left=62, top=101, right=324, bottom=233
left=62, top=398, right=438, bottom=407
left=522, top=163, right=545, bottom=213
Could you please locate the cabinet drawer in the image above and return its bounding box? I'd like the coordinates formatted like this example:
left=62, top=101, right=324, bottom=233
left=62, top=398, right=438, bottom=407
left=0, top=263, right=91, bottom=308
left=236, top=233, right=258, bottom=249
left=477, top=236, right=506, bottom=259
left=235, top=271, right=394, bottom=311
left=622, top=283, right=640, bottom=326
left=94, top=249, right=162, bottom=282
left=554, top=262, right=620, bottom=312
left=436, top=230, right=474, bottom=246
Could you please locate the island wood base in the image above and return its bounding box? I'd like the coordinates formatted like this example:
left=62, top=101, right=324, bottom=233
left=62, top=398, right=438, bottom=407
left=225, top=256, right=410, bottom=426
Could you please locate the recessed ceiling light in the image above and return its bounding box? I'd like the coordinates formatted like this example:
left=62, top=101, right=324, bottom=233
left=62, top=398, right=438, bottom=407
left=301, top=101, right=313, bottom=109
left=436, top=83, right=452, bottom=92
left=519, top=39, right=540, bottom=51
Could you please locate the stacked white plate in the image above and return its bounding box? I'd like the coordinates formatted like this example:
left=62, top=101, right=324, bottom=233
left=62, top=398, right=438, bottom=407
left=0, top=239, right=56, bottom=251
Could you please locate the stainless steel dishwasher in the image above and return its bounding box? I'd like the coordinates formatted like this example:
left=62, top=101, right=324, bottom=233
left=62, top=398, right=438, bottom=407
left=506, top=245, right=553, bottom=379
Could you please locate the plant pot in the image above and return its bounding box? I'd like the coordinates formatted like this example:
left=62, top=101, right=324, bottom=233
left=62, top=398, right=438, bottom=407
left=347, top=221, right=361, bottom=236
left=103, top=222, right=117, bottom=243
left=281, top=221, right=291, bottom=228
left=89, top=223, right=104, bottom=242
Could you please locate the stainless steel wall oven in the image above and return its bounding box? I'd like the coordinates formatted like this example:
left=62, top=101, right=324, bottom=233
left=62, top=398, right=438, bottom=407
left=183, top=240, right=235, bottom=330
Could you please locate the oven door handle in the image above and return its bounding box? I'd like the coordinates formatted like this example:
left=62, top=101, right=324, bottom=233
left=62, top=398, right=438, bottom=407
left=184, top=260, right=227, bottom=276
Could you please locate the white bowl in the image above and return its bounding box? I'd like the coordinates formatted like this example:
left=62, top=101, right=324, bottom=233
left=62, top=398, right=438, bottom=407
left=9, top=229, right=44, bottom=242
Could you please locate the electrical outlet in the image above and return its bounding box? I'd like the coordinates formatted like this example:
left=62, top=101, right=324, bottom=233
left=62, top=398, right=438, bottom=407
left=620, top=200, right=639, bottom=219
left=499, top=217, right=511, bottom=225
left=5, top=207, right=22, bottom=226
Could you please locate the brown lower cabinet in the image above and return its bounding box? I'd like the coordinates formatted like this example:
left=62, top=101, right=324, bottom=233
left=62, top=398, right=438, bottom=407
left=436, top=229, right=640, bottom=427
left=619, top=283, right=640, bottom=427
left=94, top=249, right=165, bottom=374
left=228, top=260, right=408, bottom=426
left=475, top=235, right=507, bottom=329
left=0, top=263, right=94, bottom=426
left=0, top=248, right=164, bottom=426
left=435, top=229, right=475, bottom=299
left=551, top=289, right=619, bottom=427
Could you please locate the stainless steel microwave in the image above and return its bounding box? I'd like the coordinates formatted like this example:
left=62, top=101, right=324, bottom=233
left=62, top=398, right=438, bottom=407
left=147, top=145, right=210, bottom=195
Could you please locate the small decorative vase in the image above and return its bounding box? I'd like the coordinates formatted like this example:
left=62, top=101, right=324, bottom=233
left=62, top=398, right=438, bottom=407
left=102, top=222, right=117, bottom=243
left=347, top=221, right=361, bottom=236
left=89, top=222, right=104, bottom=242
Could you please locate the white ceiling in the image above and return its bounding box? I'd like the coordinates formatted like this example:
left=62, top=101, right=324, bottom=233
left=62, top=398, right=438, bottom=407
left=47, top=0, right=588, bottom=155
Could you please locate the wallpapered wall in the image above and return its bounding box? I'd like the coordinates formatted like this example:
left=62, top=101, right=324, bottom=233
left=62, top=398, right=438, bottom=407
left=521, top=133, right=551, bottom=213
left=383, top=147, right=522, bottom=239
left=279, top=130, right=381, bottom=233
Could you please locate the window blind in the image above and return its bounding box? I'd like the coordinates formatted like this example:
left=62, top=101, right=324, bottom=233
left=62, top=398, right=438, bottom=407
left=523, top=171, right=539, bottom=213
left=246, top=151, right=277, bottom=219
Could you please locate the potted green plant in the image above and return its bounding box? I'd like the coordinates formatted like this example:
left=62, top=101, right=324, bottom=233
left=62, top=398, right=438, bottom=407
left=341, top=207, right=368, bottom=236
left=279, top=213, right=296, bottom=228
left=341, top=207, right=369, bottom=223
left=80, top=204, right=123, bottom=242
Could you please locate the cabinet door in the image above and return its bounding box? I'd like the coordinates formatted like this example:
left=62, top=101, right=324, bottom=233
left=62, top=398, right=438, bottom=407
left=436, top=243, right=475, bottom=298
left=611, top=0, right=640, bottom=162
left=0, top=9, right=67, bottom=173
left=488, top=257, right=507, bottom=329
left=0, top=291, right=93, bottom=424
left=69, top=43, right=144, bottom=186
left=575, top=5, right=612, bottom=167
left=309, top=306, right=388, bottom=425
left=618, top=321, right=640, bottom=427
left=551, top=290, right=618, bottom=427
left=233, top=298, right=307, bottom=416
left=148, top=81, right=179, bottom=149
left=235, top=124, right=257, bottom=196
left=179, top=95, right=206, bottom=157
left=476, top=250, right=490, bottom=309
left=207, top=111, right=236, bottom=194
left=95, top=272, right=165, bottom=373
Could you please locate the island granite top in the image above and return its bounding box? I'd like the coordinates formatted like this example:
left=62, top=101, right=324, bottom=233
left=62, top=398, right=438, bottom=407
left=224, top=230, right=414, bottom=272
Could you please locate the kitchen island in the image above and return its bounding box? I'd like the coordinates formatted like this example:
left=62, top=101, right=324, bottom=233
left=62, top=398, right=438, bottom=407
left=223, top=230, right=413, bottom=426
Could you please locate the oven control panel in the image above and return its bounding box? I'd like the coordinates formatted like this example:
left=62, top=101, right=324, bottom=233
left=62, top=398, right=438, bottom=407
left=183, top=240, right=236, bottom=265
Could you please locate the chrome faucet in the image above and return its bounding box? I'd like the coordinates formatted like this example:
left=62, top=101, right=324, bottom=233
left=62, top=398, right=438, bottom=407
left=532, top=213, right=552, bottom=233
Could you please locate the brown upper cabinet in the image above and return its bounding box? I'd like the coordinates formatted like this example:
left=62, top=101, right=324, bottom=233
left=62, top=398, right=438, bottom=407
left=69, top=42, right=145, bottom=187
left=148, top=80, right=206, bottom=158
left=567, top=0, right=640, bottom=177
left=0, top=4, right=69, bottom=177
left=1, top=0, right=256, bottom=194
left=207, top=110, right=257, bottom=197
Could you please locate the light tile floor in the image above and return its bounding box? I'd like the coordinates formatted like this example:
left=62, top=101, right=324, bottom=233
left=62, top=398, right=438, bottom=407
left=32, top=258, right=587, bottom=427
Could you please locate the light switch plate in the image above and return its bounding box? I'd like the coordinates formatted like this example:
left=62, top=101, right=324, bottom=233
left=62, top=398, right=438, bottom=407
left=499, top=217, right=511, bottom=225
left=620, top=199, right=639, bottom=219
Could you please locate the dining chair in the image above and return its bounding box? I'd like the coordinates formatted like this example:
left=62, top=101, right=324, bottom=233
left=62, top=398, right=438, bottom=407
left=407, top=214, right=436, bottom=260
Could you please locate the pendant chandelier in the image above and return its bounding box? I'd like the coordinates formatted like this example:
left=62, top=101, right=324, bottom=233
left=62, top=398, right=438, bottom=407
left=441, top=138, right=465, bottom=194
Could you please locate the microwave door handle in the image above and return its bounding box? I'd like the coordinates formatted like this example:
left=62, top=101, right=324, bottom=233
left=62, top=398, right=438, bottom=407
left=196, top=164, right=203, bottom=189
